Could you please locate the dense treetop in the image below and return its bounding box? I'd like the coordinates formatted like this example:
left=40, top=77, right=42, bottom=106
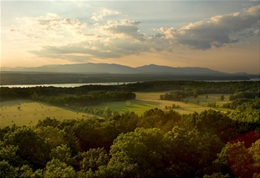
left=0, top=81, right=259, bottom=177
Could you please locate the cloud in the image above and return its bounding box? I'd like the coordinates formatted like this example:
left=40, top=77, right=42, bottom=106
left=10, top=13, right=88, bottom=45
left=101, top=19, right=145, bottom=41
left=247, top=4, right=260, bottom=16
left=30, top=41, right=122, bottom=62
left=156, top=4, right=260, bottom=49
left=11, top=4, right=260, bottom=63
left=30, top=18, right=153, bottom=61
left=91, top=8, right=120, bottom=21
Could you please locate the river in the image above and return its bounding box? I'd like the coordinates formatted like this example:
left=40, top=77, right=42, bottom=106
left=0, top=82, right=136, bottom=88
left=0, top=78, right=259, bottom=88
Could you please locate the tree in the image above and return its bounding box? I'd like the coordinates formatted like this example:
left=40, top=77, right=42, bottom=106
left=0, top=161, right=16, bottom=178
left=43, top=159, right=76, bottom=178
left=203, top=172, right=231, bottom=178
left=193, top=90, right=198, bottom=98
left=79, top=147, right=109, bottom=172
left=31, top=91, right=39, bottom=100
left=0, top=145, right=21, bottom=167
left=50, top=144, right=74, bottom=166
left=197, top=99, right=200, bottom=104
left=35, top=126, right=67, bottom=150
left=36, top=117, right=60, bottom=128
left=249, top=139, right=260, bottom=167
left=102, top=128, right=169, bottom=177
left=104, top=107, right=112, bottom=118
left=15, top=165, right=43, bottom=178
left=3, top=127, right=50, bottom=169
left=164, top=126, right=224, bottom=177
left=214, top=141, right=259, bottom=178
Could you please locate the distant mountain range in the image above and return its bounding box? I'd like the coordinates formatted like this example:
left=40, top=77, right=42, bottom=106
left=1, top=63, right=259, bottom=85
left=1, top=63, right=234, bottom=75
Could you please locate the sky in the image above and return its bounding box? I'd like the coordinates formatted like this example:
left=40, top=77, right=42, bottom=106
left=1, top=0, right=260, bottom=74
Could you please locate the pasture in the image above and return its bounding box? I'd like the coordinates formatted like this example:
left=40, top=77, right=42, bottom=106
left=89, top=92, right=232, bottom=115
left=0, top=93, right=232, bottom=127
left=0, top=100, right=95, bottom=127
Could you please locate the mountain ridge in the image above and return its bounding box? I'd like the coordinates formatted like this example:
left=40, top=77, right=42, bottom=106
left=0, top=63, right=255, bottom=75
left=0, top=63, right=256, bottom=75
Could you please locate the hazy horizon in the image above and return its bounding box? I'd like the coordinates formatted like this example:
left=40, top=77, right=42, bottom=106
left=1, top=1, right=260, bottom=73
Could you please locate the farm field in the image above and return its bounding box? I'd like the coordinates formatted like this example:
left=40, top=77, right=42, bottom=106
left=0, top=93, right=232, bottom=127
left=0, top=100, right=96, bottom=127
left=89, top=92, right=232, bottom=115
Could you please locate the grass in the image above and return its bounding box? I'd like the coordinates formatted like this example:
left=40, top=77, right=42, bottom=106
left=184, top=94, right=230, bottom=107
left=0, top=93, right=233, bottom=127
left=0, top=100, right=96, bottom=127
left=89, top=99, right=159, bottom=116
left=89, top=92, right=232, bottom=115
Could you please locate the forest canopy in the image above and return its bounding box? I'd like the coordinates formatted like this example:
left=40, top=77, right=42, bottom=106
left=0, top=81, right=259, bottom=177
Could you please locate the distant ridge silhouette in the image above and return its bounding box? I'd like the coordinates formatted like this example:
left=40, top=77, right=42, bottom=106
left=1, top=63, right=231, bottom=75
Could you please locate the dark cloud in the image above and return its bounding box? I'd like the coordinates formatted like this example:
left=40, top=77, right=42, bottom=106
left=103, top=20, right=145, bottom=41
left=29, top=4, right=260, bottom=61
left=107, top=25, right=145, bottom=41
left=156, top=4, right=260, bottom=49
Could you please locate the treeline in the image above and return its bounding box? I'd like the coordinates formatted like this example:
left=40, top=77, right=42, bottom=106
left=221, top=90, right=259, bottom=111
left=228, top=98, right=260, bottom=133
left=32, top=91, right=136, bottom=107
left=0, top=85, right=121, bottom=101
left=229, top=90, right=260, bottom=101
left=1, top=98, right=260, bottom=177
left=1, top=72, right=256, bottom=85
left=160, top=90, right=189, bottom=101
left=1, top=81, right=259, bottom=101
left=160, top=81, right=259, bottom=101
left=128, top=80, right=259, bottom=92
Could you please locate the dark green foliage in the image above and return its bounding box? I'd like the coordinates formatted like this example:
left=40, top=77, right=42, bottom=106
left=14, top=164, right=43, bottom=178
left=0, top=144, right=21, bottom=167
left=160, top=91, right=186, bottom=101
left=0, top=106, right=259, bottom=177
left=222, top=98, right=250, bottom=109
left=229, top=90, right=260, bottom=101
left=186, top=110, right=240, bottom=143
left=159, top=81, right=259, bottom=101
left=207, top=102, right=217, bottom=107
left=50, top=144, right=75, bottom=166
left=1, top=81, right=259, bottom=102
left=105, top=128, right=170, bottom=177
left=1, top=81, right=259, bottom=177
left=0, top=160, right=16, bottom=178
left=36, top=117, right=60, bottom=128
left=214, top=141, right=260, bottom=178
left=92, top=127, right=224, bottom=178
left=3, top=127, right=50, bottom=169
left=43, top=159, right=76, bottom=178
left=229, top=98, right=260, bottom=133
left=138, top=108, right=182, bottom=133
left=32, top=91, right=135, bottom=107
left=78, top=147, right=109, bottom=172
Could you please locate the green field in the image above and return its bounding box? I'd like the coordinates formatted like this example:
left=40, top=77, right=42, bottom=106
left=0, top=93, right=232, bottom=127
left=89, top=92, right=232, bottom=115
left=0, top=100, right=96, bottom=127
